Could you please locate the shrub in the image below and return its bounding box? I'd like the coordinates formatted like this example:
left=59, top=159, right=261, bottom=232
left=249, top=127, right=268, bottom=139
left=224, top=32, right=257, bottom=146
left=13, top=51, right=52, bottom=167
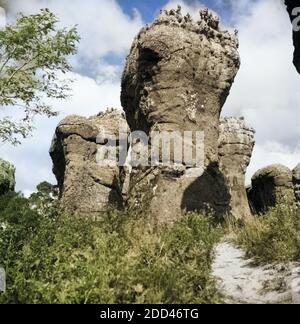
left=233, top=203, right=300, bottom=264
left=0, top=193, right=222, bottom=304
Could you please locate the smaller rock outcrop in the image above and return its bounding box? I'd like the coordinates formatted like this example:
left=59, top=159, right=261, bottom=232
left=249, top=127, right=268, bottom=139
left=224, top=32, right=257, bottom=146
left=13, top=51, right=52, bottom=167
left=50, top=109, right=127, bottom=217
left=248, top=164, right=294, bottom=214
left=292, top=163, right=300, bottom=203
left=0, top=158, right=15, bottom=195
left=218, top=117, right=255, bottom=219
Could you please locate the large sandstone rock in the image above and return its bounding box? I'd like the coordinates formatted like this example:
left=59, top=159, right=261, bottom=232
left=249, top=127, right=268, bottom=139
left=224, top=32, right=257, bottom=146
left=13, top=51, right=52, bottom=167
left=248, top=164, right=294, bottom=214
left=218, top=118, right=255, bottom=220
left=0, top=158, right=15, bottom=195
left=292, top=163, right=300, bottom=203
left=50, top=110, right=127, bottom=216
left=121, top=7, right=240, bottom=223
left=285, top=0, right=300, bottom=74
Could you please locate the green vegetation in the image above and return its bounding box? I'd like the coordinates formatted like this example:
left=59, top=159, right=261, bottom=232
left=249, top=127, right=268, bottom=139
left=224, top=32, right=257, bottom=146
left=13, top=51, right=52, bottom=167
left=0, top=158, right=15, bottom=194
left=0, top=187, right=222, bottom=304
left=232, top=203, right=300, bottom=264
left=0, top=9, right=79, bottom=145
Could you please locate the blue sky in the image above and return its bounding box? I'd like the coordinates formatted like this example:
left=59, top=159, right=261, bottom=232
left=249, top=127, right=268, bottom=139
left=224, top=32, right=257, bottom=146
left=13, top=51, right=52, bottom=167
left=1, top=0, right=300, bottom=195
left=118, top=0, right=257, bottom=24
left=119, top=0, right=218, bottom=21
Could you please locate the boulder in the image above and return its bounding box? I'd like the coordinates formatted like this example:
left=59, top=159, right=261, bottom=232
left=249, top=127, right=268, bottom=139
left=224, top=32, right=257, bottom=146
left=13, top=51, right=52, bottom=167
left=218, top=117, right=255, bottom=219
left=50, top=109, right=127, bottom=217
left=248, top=164, right=294, bottom=214
left=121, top=7, right=240, bottom=223
left=0, top=158, right=15, bottom=195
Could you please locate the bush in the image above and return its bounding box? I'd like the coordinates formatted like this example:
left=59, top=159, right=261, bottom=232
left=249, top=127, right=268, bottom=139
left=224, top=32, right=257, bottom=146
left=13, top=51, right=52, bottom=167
left=0, top=193, right=222, bottom=304
left=234, top=203, right=300, bottom=264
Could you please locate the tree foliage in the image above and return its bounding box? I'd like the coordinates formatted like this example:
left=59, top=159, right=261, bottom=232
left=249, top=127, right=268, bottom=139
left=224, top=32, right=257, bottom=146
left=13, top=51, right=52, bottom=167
left=0, top=9, right=79, bottom=144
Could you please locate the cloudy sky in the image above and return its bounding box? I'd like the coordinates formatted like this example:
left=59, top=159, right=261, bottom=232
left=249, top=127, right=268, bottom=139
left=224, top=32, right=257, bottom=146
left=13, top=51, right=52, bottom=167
left=0, top=0, right=299, bottom=195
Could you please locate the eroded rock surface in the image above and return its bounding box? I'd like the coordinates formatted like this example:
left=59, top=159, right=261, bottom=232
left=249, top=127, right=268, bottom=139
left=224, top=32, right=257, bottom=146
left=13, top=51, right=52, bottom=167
left=218, top=118, right=255, bottom=219
left=248, top=164, right=294, bottom=214
left=285, top=0, right=300, bottom=74
left=0, top=158, right=15, bottom=195
left=50, top=110, right=127, bottom=216
left=121, top=7, right=240, bottom=223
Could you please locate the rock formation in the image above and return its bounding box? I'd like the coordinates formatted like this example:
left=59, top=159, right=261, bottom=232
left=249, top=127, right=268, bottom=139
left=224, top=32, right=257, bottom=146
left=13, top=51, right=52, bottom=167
left=285, top=0, right=300, bottom=74
left=121, top=7, right=240, bottom=223
left=218, top=117, right=255, bottom=220
left=50, top=110, right=127, bottom=217
left=292, top=163, right=300, bottom=203
left=0, top=158, right=15, bottom=195
left=50, top=7, right=257, bottom=223
left=247, top=164, right=294, bottom=214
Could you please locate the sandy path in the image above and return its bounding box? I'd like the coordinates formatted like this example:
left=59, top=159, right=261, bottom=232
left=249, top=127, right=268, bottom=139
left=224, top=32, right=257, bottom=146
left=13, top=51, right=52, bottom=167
left=212, top=242, right=300, bottom=304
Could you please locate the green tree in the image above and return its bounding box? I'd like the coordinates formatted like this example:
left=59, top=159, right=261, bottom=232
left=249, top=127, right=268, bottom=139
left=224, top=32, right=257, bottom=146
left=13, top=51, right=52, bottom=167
left=29, top=181, right=59, bottom=217
left=0, top=9, right=80, bottom=144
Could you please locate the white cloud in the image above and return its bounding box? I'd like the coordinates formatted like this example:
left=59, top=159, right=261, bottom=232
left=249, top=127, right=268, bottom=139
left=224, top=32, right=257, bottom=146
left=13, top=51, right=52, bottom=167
left=7, top=0, right=143, bottom=60
left=221, top=0, right=300, bottom=181
left=0, top=71, right=122, bottom=193
left=2, top=0, right=300, bottom=193
left=1, top=0, right=139, bottom=193
left=163, top=0, right=300, bottom=182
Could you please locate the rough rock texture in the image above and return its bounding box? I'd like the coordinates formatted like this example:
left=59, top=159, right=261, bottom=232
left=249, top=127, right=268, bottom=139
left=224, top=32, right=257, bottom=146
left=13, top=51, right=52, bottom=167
left=292, top=163, right=300, bottom=203
left=285, top=0, right=300, bottom=74
left=248, top=164, right=294, bottom=214
left=0, top=158, right=15, bottom=195
left=50, top=109, right=127, bottom=216
left=121, top=7, right=240, bottom=223
left=218, top=118, right=255, bottom=220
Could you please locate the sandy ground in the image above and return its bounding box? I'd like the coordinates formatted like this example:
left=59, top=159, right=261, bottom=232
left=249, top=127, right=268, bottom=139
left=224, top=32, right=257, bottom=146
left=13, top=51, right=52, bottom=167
left=212, top=242, right=300, bottom=304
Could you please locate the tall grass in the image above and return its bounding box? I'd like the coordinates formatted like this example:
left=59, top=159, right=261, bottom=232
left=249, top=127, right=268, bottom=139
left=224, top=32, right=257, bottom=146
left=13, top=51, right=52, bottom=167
left=233, top=203, right=300, bottom=264
left=0, top=193, right=223, bottom=304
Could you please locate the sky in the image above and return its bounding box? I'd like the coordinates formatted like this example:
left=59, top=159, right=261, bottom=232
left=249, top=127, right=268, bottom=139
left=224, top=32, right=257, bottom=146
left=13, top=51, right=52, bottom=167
left=0, top=0, right=299, bottom=195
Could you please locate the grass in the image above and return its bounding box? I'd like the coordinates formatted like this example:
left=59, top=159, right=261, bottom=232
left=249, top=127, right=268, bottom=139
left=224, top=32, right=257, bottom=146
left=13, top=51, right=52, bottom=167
left=0, top=192, right=223, bottom=304
left=231, top=203, right=300, bottom=264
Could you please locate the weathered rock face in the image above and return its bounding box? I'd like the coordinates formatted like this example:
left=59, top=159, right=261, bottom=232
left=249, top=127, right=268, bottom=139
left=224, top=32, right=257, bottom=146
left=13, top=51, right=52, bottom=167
left=0, top=158, right=15, bottom=195
left=121, top=7, right=240, bottom=223
left=285, top=0, right=300, bottom=74
left=122, top=7, right=240, bottom=164
left=50, top=110, right=127, bottom=216
left=218, top=118, right=255, bottom=219
left=292, top=163, right=300, bottom=202
left=248, top=164, right=294, bottom=214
